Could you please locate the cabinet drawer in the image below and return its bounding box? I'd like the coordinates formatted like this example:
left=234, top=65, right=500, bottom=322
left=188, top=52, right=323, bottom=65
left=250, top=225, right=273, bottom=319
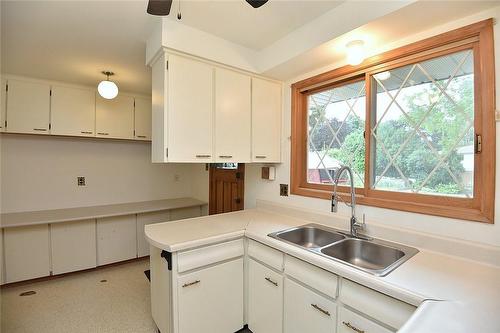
left=340, top=279, right=416, bottom=330
left=178, top=239, right=244, bottom=273
left=284, top=278, right=336, bottom=333
left=285, top=255, right=338, bottom=298
left=339, top=307, right=392, bottom=333
left=248, top=239, right=283, bottom=271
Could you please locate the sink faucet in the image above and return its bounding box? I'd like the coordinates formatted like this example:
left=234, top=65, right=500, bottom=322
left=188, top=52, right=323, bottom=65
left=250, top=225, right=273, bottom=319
left=331, top=166, right=365, bottom=238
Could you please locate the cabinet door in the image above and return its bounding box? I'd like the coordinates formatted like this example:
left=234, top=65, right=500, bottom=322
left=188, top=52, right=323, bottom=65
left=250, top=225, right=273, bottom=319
left=4, top=224, right=50, bottom=283
left=252, top=78, right=282, bottom=162
left=136, top=210, right=170, bottom=257
left=134, top=97, right=152, bottom=140
left=5, top=79, right=50, bottom=134
left=96, top=94, right=134, bottom=139
left=248, top=259, right=283, bottom=333
left=51, top=219, right=97, bottom=274
left=50, top=85, right=96, bottom=137
left=178, top=258, right=244, bottom=333
left=96, top=215, right=137, bottom=265
left=1, top=78, right=6, bottom=132
left=215, top=68, right=251, bottom=162
left=338, top=307, right=391, bottom=333
left=284, top=278, right=337, bottom=333
left=169, top=206, right=201, bottom=221
left=168, top=55, right=214, bottom=162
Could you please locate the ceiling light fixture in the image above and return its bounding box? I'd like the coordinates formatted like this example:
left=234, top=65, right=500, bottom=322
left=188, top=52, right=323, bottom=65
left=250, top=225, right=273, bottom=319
left=98, top=71, right=118, bottom=100
left=346, top=40, right=365, bottom=66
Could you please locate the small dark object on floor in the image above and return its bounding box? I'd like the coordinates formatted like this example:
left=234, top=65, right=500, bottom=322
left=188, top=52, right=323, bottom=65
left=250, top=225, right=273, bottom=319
left=144, top=269, right=151, bottom=282
left=100, top=279, right=107, bottom=283
left=19, top=290, right=36, bottom=297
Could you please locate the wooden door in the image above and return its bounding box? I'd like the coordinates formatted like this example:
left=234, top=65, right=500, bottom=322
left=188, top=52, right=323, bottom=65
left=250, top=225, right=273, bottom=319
left=209, top=163, right=245, bottom=215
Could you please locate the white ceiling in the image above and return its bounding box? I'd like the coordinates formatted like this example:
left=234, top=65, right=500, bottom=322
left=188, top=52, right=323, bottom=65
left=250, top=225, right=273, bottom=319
left=165, top=0, right=343, bottom=50
left=1, top=0, right=342, bottom=94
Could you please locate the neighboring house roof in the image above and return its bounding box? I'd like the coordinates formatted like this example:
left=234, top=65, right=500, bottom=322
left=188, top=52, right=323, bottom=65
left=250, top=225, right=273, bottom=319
left=457, top=145, right=474, bottom=172
left=457, top=145, right=474, bottom=154
left=308, top=152, right=342, bottom=169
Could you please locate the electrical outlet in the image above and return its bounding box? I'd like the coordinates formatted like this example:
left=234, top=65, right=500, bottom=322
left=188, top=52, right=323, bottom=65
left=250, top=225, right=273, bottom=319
left=280, top=184, right=289, bottom=196
left=77, top=177, right=86, bottom=186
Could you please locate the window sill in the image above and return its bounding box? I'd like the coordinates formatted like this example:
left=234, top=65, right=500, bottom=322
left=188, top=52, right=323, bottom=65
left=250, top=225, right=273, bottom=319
left=291, top=185, right=492, bottom=224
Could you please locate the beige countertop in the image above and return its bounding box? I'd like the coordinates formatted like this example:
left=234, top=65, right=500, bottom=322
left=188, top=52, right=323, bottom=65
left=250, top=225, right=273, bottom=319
left=1, top=198, right=207, bottom=228
left=145, top=207, right=500, bottom=333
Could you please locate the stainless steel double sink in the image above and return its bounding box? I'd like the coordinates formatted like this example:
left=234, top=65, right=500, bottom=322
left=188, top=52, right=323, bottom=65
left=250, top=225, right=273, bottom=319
left=268, top=224, right=418, bottom=276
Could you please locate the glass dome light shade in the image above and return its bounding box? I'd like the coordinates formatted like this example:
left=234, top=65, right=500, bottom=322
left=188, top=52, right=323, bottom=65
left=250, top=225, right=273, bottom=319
left=98, top=80, right=118, bottom=99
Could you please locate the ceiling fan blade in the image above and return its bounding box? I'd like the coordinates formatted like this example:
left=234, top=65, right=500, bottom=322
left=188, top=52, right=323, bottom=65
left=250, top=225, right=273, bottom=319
left=245, top=0, right=268, bottom=9
left=147, top=0, right=173, bottom=16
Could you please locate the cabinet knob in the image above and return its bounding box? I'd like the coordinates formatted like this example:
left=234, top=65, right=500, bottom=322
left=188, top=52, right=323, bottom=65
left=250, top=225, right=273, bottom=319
left=182, top=280, right=201, bottom=288
left=81, top=131, right=93, bottom=134
left=255, top=155, right=267, bottom=159
left=311, top=304, right=331, bottom=317
left=218, top=155, right=233, bottom=158
left=97, top=132, right=109, bottom=136
left=33, top=128, right=47, bottom=132
left=137, top=135, right=147, bottom=138
left=195, top=155, right=211, bottom=158
left=342, top=321, right=365, bottom=333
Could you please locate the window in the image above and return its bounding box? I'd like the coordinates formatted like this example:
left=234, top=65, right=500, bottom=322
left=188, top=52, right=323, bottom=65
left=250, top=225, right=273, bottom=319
left=291, top=19, right=495, bottom=223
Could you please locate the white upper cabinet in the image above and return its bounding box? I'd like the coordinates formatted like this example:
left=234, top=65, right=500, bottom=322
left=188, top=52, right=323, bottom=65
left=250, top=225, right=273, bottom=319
left=96, top=94, right=134, bottom=139
left=1, top=78, right=6, bottom=132
left=50, top=85, right=96, bottom=137
left=5, top=79, right=50, bottom=134
left=134, top=96, right=152, bottom=140
left=215, top=68, right=251, bottom=162
left=252, top=78, right=282, bottom=162
left=168, top=54, right=214, bottom=162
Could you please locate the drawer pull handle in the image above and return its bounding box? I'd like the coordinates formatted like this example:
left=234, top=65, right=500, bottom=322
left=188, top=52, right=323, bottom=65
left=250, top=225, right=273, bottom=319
left=33, top=128, right=47, bottom=131
left=342, top=321, right=365, bottom=333
left=311, top=304, right=330, bottom=317
left=264, top=277, right=278, bottom=287
left=97, top=132, right=109, bottom=136
left=255, top=155, right=267, bottom=159
left=218, top=155, right=233, bottom=158
left=195, top=155, right=211, bottom=158
left=137, top=135, right=147, bottom=138
left=81, top=131, right=93, bottom=134
left=182, top=280, right=200, bottom=288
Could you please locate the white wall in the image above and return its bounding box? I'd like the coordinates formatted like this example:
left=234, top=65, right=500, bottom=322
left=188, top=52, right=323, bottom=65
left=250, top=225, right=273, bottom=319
left=245, top=7, right=500, bottom=248
left=1, top=135, right=194, bottom=213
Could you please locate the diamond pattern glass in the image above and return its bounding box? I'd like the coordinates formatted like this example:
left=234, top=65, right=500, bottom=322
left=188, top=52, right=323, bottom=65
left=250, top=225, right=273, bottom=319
left=371, top=49, right=474, bottom=197
left=307, top=80, right=366, bottom=187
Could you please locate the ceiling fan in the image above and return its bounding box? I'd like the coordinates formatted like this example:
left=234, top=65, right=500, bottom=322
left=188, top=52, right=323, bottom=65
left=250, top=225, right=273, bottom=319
left=147, top=0, right=268, bottom=16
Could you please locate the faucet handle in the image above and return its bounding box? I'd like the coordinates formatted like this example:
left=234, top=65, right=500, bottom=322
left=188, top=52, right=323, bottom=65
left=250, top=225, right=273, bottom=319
left=331, top=194, right=338, bottom=213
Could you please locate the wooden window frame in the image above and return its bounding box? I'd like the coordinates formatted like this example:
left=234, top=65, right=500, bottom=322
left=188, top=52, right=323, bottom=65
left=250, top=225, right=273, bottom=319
left=291, top=19, right=495, bottom=223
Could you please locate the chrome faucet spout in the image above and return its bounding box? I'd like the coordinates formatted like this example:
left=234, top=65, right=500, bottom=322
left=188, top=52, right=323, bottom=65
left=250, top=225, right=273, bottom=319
left=331, top=166, right=364, bottom=237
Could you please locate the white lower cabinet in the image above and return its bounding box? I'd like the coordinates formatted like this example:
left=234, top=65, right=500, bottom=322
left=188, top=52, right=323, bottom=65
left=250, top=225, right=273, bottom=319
left=284, top=277, right=337, bottom=333
left=96, top=215, right=137, bottom=265
left=339, top=307, right=391, bottom=333
left=137, top=210, right=170, bottom=257
left=4, top=224, right=50, bottom=283
left=248, top=258, right=283, bottom=333
left=177, top=258, right=244, bottom=333
left=170, top=206, right=201, bottom=221
left=50, top=219, right=97, bottom=275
